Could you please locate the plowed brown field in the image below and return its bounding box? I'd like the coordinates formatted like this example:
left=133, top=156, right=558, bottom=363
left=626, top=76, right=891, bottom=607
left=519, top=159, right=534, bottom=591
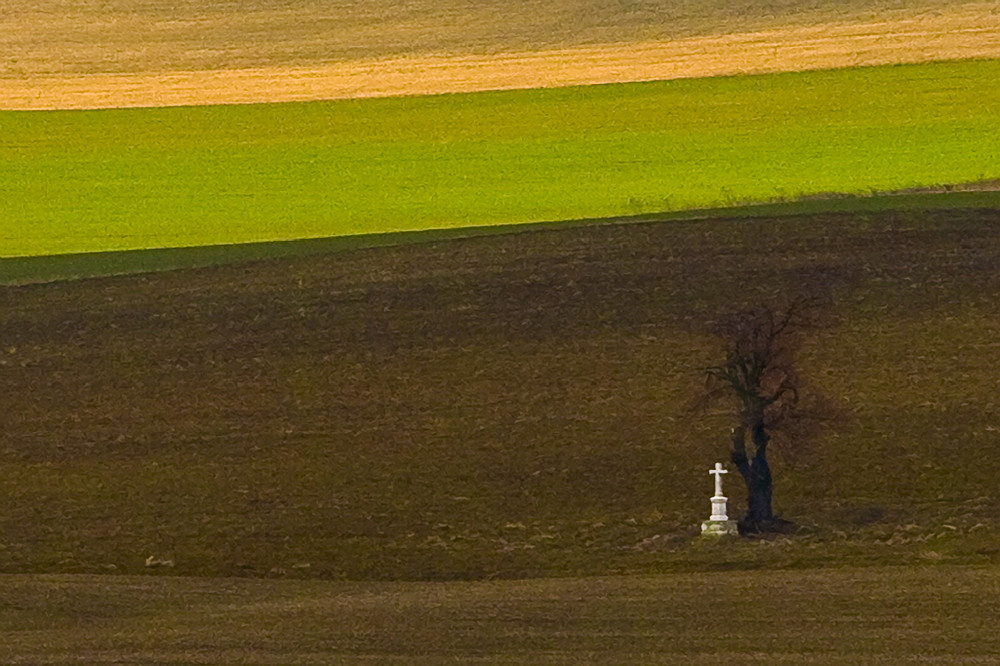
left=3, top=1, right=998, bottom=109
left=3, top=208, right=1000, bottom=579
left=5, top=568, right=1000, bottom=663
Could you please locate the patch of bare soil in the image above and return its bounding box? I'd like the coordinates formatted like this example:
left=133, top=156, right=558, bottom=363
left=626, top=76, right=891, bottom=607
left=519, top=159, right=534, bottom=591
left=2, top=2, right=998, bottom=109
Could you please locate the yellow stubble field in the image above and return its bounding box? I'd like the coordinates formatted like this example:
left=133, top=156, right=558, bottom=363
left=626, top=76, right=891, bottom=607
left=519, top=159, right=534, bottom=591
left=2, top=0, right=999, bottom=109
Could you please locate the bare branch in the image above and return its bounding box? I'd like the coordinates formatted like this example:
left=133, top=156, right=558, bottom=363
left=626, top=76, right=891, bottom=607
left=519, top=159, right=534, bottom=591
left=703, top=295, right=829, bottom=441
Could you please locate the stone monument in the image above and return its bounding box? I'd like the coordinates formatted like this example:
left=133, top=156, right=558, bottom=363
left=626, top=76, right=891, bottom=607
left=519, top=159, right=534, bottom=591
left=701, top=462, right=739, bottom=536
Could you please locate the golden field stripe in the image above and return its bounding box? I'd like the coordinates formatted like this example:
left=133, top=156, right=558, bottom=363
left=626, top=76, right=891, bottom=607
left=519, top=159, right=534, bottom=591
left=3, top=4, right=999, bottom=110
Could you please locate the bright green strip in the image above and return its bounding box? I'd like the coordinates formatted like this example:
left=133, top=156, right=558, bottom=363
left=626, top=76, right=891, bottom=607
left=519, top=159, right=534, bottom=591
left=2, top=59, right=999, bottom=258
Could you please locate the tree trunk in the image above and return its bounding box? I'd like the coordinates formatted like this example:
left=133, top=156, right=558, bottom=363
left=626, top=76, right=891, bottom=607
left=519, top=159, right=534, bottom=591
left=744, top=422, right=774, bottom=529
left=731, top=421, right=777, bottom=534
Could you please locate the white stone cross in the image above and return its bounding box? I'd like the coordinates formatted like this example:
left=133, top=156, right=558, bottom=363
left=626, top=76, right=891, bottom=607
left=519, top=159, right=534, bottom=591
left=702, top=461, right=737, bottom=535
left=709, top=462, right=728, bottom=498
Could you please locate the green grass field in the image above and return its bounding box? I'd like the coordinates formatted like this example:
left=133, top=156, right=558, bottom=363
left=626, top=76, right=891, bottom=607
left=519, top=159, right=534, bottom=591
left=3, top=58, right=999, bottom=258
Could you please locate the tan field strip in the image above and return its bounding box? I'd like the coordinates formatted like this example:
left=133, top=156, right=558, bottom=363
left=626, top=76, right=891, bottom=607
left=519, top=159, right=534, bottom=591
left=2, top=3, right=999, bottom=109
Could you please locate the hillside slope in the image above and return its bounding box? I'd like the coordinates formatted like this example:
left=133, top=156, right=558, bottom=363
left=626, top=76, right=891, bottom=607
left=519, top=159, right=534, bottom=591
left=3, top=0, right=997, bottom=108
left=5, top=59, right=999, bottom=258
left=2, top=207, right=1000, bottom=578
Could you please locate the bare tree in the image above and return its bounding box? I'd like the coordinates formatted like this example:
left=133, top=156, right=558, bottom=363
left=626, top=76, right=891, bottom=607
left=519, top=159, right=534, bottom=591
left=704, top=296, right=827, bottom=534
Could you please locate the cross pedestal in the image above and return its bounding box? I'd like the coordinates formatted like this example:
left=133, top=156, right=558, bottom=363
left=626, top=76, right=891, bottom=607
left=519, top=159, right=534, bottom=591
left=701, top=462, right=739, bottom=537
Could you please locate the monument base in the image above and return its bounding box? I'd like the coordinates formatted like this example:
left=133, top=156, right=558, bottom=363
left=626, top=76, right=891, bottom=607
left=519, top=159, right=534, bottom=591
left=700, top=519, right=739, bottom=537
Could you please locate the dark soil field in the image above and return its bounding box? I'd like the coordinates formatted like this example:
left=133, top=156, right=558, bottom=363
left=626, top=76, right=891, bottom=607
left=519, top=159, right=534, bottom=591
left=5, top=567, right=1000, bottom=664
left=3, top=207, right=1000, bottom=579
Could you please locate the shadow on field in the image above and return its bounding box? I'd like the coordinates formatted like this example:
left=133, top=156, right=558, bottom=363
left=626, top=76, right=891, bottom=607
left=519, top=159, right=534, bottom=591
left=2, top=207, right=1000, bottom=578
